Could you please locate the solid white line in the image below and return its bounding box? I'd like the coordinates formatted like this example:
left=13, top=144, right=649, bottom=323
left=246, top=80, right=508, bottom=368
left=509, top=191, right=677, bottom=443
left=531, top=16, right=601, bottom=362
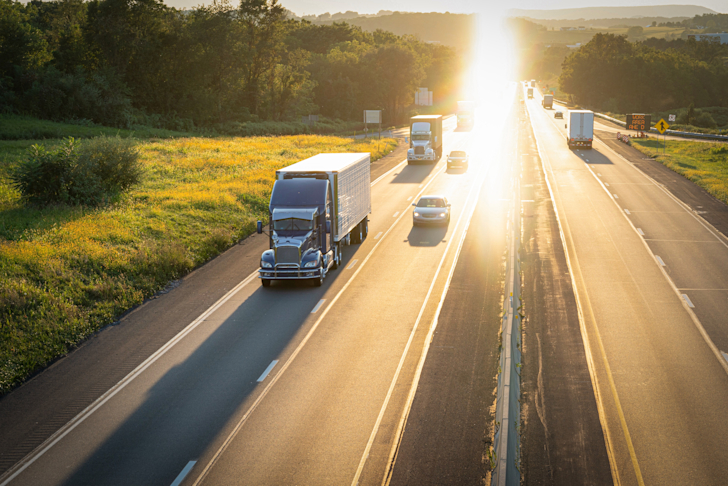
left=346, top=259, right=358, bottom=270
left=257, top=360, right=278, bottom=382
left=0, top=270, right=260, bottom=486
left=624, top=209, right=631, bottom=215
left=655, top=255, right=665, bottom=266
left=374, top=232, right=383, bottom=240
left=393, top=211, right=399, bottom=218
left=682, top=294, right=695, bottom=308
left=171, top=461, right=196, bottom=486
left=311, top=299, right=325, bottom=314
left=637, top=228, right=644, bottom=236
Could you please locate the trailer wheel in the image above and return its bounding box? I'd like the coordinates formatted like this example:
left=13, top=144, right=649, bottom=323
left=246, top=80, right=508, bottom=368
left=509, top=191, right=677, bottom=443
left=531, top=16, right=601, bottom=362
left=261, top=279, right=271, bottom=288
left=332, top=243, right=341, bottom=269
left=361, top=219, right=368, bottom=239
left=351, top=224, right=362, bottom=244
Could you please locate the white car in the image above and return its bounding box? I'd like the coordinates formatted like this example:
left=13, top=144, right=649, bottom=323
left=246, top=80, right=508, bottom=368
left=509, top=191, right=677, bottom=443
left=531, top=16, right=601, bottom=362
left=447, top=150, right=469, bottom=170
left=412, top=195, right=451, bottom=226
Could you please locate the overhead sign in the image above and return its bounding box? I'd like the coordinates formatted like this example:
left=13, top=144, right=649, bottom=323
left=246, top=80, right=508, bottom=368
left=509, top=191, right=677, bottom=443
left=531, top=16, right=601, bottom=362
left=364, top=110, right=381, bottom=124
left=415, top=87, right=433, bottom=106
left=668, top=114, right=676, bottom=122
left=655, top=118, right=670, bottom=134
left=626, top=113, right=651, bottom=131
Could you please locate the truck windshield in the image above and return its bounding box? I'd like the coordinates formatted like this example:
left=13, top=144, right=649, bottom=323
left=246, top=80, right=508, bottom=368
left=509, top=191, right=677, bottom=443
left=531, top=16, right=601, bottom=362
left=411, top=134, right=430, bottom=141
left=273, top=218, right=314, bottom=231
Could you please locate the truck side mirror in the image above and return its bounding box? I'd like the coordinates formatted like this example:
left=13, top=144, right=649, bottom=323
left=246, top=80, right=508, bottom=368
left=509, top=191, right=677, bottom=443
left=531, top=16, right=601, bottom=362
left=257, top=221, right=263, bottom=234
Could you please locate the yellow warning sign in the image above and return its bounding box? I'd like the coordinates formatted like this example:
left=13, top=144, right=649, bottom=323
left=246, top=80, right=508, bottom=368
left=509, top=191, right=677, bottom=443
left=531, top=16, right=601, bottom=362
left=655, top=118, right=670, bottom=134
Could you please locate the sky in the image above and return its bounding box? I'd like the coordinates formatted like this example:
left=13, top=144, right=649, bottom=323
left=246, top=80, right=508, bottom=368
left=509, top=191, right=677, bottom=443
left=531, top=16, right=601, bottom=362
left=161, top=0, right=727, bottom=15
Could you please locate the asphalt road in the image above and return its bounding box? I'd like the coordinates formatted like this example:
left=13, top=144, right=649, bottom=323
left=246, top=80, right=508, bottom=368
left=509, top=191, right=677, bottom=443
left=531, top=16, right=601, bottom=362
left=527, top=88, right=728, bottom=485
left=0, top=89, right=516, bottom=486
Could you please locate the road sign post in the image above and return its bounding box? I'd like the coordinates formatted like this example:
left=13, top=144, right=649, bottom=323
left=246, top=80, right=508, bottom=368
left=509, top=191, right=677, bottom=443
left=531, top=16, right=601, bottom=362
left=655, top=118, right=670, bottom=155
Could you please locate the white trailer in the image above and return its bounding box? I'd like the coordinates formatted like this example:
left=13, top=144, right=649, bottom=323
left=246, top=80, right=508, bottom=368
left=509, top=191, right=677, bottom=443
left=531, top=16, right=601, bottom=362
left=567, top=110, right=594, bottom=149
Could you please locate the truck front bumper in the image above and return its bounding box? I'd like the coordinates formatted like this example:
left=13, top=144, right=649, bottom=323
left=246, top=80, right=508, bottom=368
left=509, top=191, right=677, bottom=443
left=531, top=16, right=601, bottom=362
left=259, top=267, right=323, bottom=280
left=408, top=155, right=436, bottom=162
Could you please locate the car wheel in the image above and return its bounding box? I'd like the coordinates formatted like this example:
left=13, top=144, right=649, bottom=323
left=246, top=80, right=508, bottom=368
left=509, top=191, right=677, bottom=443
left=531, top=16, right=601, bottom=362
left=261, top=279, right=271, bottom=288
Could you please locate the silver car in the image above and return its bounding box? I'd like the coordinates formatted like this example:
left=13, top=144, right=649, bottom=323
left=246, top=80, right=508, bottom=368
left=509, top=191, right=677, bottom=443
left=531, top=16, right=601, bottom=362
left=447, top=150, right=469, bottom=170
left=412, top=195, right=451, bottom=226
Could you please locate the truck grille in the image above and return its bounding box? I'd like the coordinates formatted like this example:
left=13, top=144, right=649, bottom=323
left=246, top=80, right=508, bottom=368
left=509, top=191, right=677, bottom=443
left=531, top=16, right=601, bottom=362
left=276, top=246, right=299, bottom=265
left=414, top=146, right=425, bottom=155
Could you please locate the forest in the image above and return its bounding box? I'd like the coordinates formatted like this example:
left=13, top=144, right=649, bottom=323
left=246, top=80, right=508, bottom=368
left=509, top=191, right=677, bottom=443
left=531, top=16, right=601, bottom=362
left=0, top=0, right=463, bottom=130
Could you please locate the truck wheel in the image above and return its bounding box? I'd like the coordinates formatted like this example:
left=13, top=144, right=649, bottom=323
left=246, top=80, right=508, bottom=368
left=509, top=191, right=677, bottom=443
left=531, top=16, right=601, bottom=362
left=351, top=224, right=362, bottom=244
left=314, top=265, right=324, bottom=287
left=332, top=244, right=341, bottom=269
left=261, top=279, right=271, bottom=288
left=361, top=219, right=368, bottom=239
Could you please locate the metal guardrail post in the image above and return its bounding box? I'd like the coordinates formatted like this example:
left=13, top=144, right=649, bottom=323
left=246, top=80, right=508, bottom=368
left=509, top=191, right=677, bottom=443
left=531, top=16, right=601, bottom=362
left=492, top=148, right=522, bottom=486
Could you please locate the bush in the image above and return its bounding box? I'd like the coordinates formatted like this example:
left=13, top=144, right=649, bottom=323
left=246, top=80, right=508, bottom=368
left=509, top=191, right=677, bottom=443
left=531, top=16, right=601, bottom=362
left=10, top=136, right=141, bottom=206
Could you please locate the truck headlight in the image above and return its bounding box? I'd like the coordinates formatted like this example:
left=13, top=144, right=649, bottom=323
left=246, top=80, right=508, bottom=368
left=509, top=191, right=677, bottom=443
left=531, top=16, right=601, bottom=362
left=303, top=260, right=319, bottom=268
left=261, top=261, right=273, bottom=268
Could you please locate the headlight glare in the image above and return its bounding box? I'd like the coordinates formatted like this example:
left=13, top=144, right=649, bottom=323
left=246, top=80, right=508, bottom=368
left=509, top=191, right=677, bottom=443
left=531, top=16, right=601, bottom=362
left=303, top=260, right=319, bottom=268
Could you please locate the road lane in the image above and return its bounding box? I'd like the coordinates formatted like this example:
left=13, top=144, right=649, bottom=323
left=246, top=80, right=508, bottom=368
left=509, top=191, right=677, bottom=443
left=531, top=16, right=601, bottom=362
left=526, top=91, right=728, bottom=485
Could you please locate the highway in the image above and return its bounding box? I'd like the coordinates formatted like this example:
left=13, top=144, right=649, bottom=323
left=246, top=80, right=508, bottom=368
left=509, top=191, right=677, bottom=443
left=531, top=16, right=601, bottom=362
left=0, top=89, right=517, bottom=485
left=527, top=87, right=728, bottom=485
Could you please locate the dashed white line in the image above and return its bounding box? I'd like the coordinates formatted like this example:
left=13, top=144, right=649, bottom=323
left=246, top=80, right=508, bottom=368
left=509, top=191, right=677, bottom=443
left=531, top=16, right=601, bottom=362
left=637, top=228, right=644, bottom=236
left=419, top=184, right=423, bottom=188
left=311, top=299, right=325, bottom=314
left=624, top=209, right=631, bottom=215
left=346, top=259, right=358, bottom=270
left=407, top=196, right=413, bottom=201
left=393, top=211, right=400, bottom=218
left=374, top=232, right=383, bottom=240
left=597, top=173, right=602, bottom=177
left=613, top=194, right=619, bottom=199
left=171, top=461, right=197, bottom=486
left=655, top=255, right=666, bottom=266
left=257, top=360, right=279, bottom=382
left=682, top=294, right=695, bottom=308
left=605, top=182, right=610, bottom=186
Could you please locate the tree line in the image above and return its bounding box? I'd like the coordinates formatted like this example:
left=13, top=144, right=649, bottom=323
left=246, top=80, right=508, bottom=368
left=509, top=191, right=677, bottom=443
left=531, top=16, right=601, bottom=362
left=0, top=0, right=462, bottom=129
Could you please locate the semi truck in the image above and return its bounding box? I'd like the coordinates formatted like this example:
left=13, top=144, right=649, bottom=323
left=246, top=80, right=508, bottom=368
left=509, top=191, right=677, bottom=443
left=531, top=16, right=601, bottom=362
left=542, top=94, right=553, bottom=109
left=530, top=80, right=536, bottom=87
left=407, top=115, right=443, bottom=164
left=257, top=153, right=371, bottom=287
left=456, top=101, right=476, bottom=128
left=527, top=88, right=534, bottom=99
left=566, top=110, right=594, bottom=149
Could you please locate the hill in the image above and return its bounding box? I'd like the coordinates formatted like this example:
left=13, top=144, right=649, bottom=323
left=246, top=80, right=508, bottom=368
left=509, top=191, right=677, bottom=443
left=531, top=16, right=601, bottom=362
left=509, top=5, right=716, bottom=20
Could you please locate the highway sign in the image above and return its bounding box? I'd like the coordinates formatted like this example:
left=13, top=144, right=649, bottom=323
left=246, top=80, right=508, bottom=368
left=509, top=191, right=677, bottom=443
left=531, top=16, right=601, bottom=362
left=656, top=118, right=670, bottom=134
left=364, top=110, right=381, bottom=124
left=668, top=114, right=676, bottom=122
left=626, top=114, right=651, bottom=131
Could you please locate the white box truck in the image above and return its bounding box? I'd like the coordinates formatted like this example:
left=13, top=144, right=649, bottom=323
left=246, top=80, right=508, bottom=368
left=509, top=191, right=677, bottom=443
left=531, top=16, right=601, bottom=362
left=257, top=153, right=371, bottom=287
left=567, top=110, right=594, bottom=149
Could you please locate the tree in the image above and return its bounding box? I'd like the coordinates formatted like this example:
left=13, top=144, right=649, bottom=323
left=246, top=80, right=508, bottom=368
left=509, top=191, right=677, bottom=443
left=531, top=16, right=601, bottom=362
left=627, top=26, right=643, bottom=39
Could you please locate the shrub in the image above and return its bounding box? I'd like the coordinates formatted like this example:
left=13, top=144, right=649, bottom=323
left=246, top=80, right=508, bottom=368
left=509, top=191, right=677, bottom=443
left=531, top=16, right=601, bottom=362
left=10, top=136, right=142, bottom=206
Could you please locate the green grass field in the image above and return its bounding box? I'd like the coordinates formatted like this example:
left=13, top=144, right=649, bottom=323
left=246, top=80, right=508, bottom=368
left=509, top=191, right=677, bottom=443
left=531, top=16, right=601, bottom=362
left=631, top=138, right=728, bottom=204
left=0, top=133, right=397, bottom=394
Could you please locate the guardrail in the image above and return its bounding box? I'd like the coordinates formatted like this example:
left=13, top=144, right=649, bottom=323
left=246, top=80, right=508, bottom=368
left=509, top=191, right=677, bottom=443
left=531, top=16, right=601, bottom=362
left=552, top=98, right=728, bottom=142
left=491, top=162, right=522, bottom=486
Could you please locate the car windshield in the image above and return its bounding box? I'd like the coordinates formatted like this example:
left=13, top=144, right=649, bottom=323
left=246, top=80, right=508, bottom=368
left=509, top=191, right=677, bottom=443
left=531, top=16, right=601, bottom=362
left=450, top=151, right=466, bottom=157
left=417, top=198, right=446, bottom=208
left=411, top=134, right=430, bottom=141
left=273, top=218, right=314, bottom=231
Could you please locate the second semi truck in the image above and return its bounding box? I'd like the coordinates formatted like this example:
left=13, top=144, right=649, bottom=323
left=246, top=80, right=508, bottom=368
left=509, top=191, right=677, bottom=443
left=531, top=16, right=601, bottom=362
left=257, top=153, right=371, bottom=287
left=407, top=115, right=443, bottom=164
left=456, top=101, right=476, bottom=128
left=542, top=94, right=553, bottom=109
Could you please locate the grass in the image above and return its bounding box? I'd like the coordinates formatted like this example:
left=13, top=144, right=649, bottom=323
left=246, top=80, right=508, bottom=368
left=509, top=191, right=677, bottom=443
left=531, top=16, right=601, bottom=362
left=535, top=26, right=684, bottom=46
left=0, top=134, right=398, bottom=394
left=631, top=138, right=728, bottom=204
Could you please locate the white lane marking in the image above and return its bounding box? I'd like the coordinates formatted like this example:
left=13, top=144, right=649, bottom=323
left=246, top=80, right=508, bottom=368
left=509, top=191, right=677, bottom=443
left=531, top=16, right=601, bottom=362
left=346, top=259, right=358, bottom=270
left=193, top=162, right=452, bottom=486
left=257, top=360, right=278, bottom=382
left=637, top=228, right=644, bottom=236
left=393, top=211, right=399, bottom=218
left=407, top=196, right=413, bottom=201
left=374, top=232, right=383, bottom=240
left=682, top=294, right=695, bottom=308
left=0, top=271, right=260, bottom=486
left=655, top=255, right=666, bottom=266
left=613, top=194, right=619, bottom=199
left=171, top=461, right=197, bottom=486
left=624, top=209, right=631, bottom=215
left=605, top=182, right=610, bottom=186
left=586, top=159, right=590, bottom=162
left=597, top=173, right=602, bottom=177
left=311, top=299, right=325, bottom=314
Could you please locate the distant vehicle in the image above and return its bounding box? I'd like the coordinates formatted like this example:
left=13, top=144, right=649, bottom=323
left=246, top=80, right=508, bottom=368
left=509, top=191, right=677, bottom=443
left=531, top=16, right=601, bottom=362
left=257, top=153, right=371, bottom=287
left=542, top=94, right=553, bottom=109
left=408, top=115, right=443, bottom=164
left=447, top=150, right=469, bottom=170
left=527, top=88, right=534, bottom=99
left=567, top=110, right=594, bottom=149
left=456, top=101, right=476, bottom=128
left=554, top=111, right=563, bottom=119
left=530, top=80, right=536, bottom=87
left=412, top=195, right=451, bottom=226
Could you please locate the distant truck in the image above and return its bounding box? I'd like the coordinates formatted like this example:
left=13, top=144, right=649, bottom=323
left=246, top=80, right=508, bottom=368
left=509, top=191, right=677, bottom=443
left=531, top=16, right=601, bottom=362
left=542, top=94, right=553, bottom=109
left=530, top=80, right=536, bottom=87
left=408, top=115, right=443, bottom=164
left=566, top=110, right=594, bottom=149
left=257, top=153, right=371, bottom=287
left=456, top=101, right=476, bottom=128
left=527, top=88, right=534, bottom=99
